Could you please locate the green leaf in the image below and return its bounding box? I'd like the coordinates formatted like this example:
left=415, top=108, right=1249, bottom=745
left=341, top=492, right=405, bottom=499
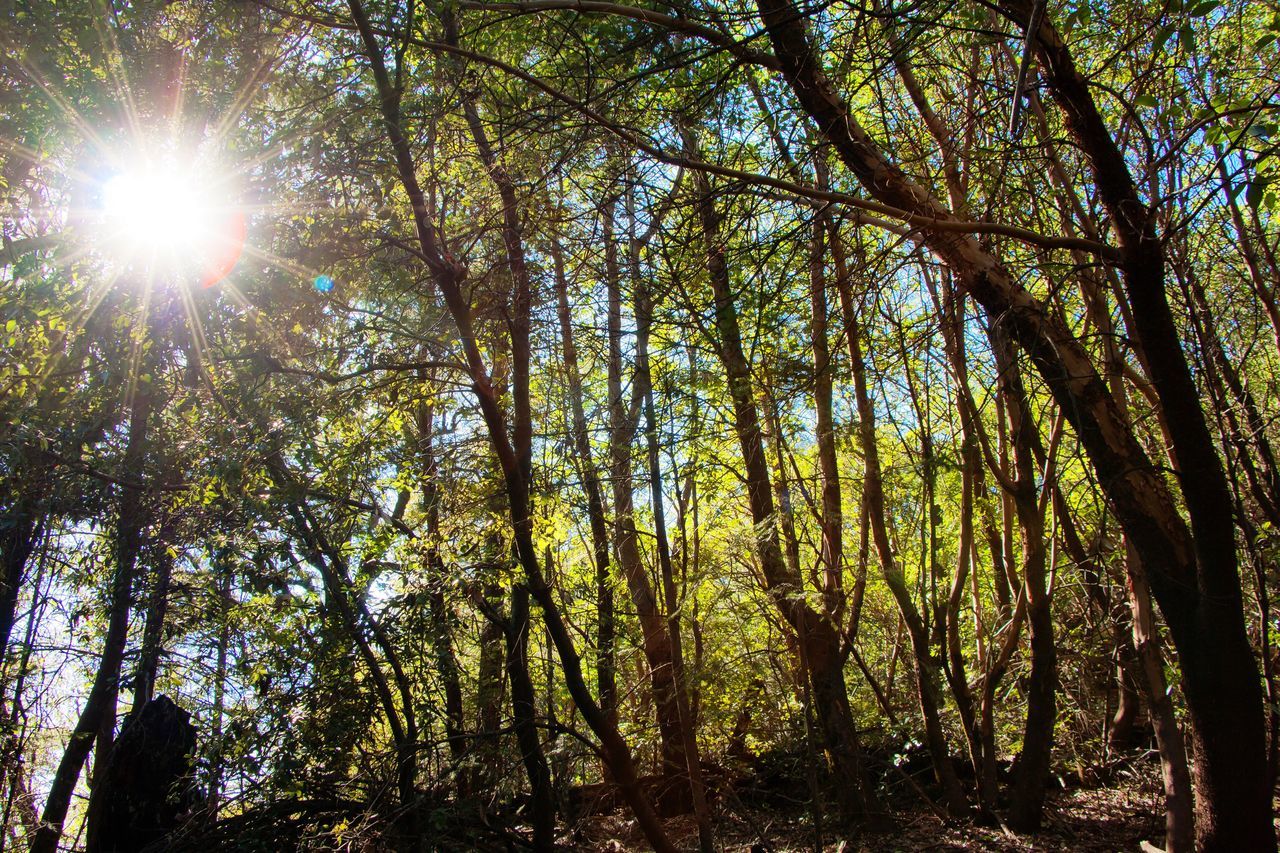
left=1247, top=178, right=1270, bottom=209
left=1179, top=25, right=1196, bottom=53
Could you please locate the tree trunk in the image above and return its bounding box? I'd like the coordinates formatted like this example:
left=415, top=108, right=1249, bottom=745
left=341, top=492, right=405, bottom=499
left=1125, top=544, right=1195, bottom=853
left=832, top=233, right=968, bottom=819
left=474, top=581, right=507, bottom=797
left=127, top=519, right=178, bottom=720
left=347, top=7, right=674, bottom=847
left=1020, top=8, right=1271, bottom=846
left=933, top=283, right=996, bottom=814
left=599, top=195, right=688, bottom=786
left=89, top=696, right=197, bottom=853
left=459, top=74, right=561, bottom=830
left=506, top=584, right=556, bottom=850
left=0, top=497, right=41, bottom=667
left=551, top=242, right=617, bottom=735
left=683, top=125, right=875, bottom=826
left=989, top=325, right=1057, bottom=832
left=636, top=281, right=714, bottom=849
left=414, top=403, right=467, bottom=784
left=207, top=552, right=232, bottom=819
left=756, top=1, right=1271, bottom=844
left=35, top=373, right=155, bottom=853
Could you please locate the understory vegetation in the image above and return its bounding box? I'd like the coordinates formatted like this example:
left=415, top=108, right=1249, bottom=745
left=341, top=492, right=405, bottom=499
left=2, top=0, right=1279, bottom=849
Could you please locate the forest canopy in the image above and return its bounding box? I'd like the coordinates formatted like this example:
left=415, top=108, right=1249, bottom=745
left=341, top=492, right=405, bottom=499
left=1, top=0, right=1279, bottom=850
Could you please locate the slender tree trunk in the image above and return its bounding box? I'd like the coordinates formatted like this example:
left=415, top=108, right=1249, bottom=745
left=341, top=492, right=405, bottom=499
left=636, top=283, right=714, bottom=850
left=683, top=126, right=875, bottom=826
left=989, top=325, right=1057, bottom=832
left=426, top=562, right=467, bottom=782
left=763, top=393, right=804, bottom=589
left=2, top=524, right=50, bottom=842
left=459, top=76, right=556, bottom=835
left=932, top=284, right=994, bottom=813
left=758, top=1, right=1271, bottom=844
left=1108, top=640, right=1140, bottom=751
left=35, top=375, right=155, bottom=853
left=949, top=396, right=987, bottom=808
left=598, top=196, right=688, bottom=788
left=347, top=8, right=674, bottom=847
left=551, top=242, right=617, bottom=735
left=280, top=485, right=421, bottom=846
left=127, top=518, right=178, bottom=719
left=506, top=584, right=556, bottom=850
left=414, top=403, right=468, bottom=784
left=207, top=552, right=231, bottom=819
left=831, top=233, right=968, bottom=819
left=807, top=214, right=844, bottom=620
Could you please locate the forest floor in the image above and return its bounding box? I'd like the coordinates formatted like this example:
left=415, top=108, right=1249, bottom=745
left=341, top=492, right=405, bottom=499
left=575, top=765, right=1175, bottom=851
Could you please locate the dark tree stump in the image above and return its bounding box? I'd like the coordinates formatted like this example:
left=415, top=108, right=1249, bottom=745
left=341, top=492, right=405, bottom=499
left=93, top=695, right=198, bottom=853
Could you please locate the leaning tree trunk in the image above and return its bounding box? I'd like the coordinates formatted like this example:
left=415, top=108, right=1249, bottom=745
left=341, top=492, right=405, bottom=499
left=1024, top=97, right=1195, bottom=846
left=684, top=127, right=876, bottom=826
left=1011, top=7, right=1271, bottom=846
left=346, top=6, right=674, bottom=848
left=35, top=372, right=156, bottom=853
left=755, top=0, right=1272, bottom=845
left=834, top=234, right=968, bottom=819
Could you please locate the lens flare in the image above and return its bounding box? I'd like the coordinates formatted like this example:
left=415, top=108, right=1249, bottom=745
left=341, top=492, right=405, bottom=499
left=97, top=156, right=245, bottom=286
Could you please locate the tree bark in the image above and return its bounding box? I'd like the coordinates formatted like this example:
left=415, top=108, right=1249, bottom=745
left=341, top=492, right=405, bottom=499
left=755, top=2, right=1271, bottom=845
left=127, top=518, right=178, bottom=720
left=600, top=196, right=688, bottom=786
left=636, top=279, right=715, bottom=849
left=989, top=324, right=1056, bottom=833
left=1017, top=8, right=1271, bottom=846
left=345, top=6, right=674, bottom=848
left=458, top=75, right=557, bottom=835
left=474, top=581, right=507, bottom=796
left=933, top=285, right=993, bottom=814
left=833, top=234, right=968, bottom=819
left=684, top=125, right=875, bottom=826
left=551, top=242, right=617, bottom=735
left=413, top=402, right=468, bottom=784
left=807, top=211, right=844, bottom=623
left=506, top=584, right=555, bottom=850
left=35, top=372, right=155, bottom=853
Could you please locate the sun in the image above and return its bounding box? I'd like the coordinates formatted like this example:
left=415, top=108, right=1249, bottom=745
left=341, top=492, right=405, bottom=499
left=97, top=154, right=246, bottom=286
